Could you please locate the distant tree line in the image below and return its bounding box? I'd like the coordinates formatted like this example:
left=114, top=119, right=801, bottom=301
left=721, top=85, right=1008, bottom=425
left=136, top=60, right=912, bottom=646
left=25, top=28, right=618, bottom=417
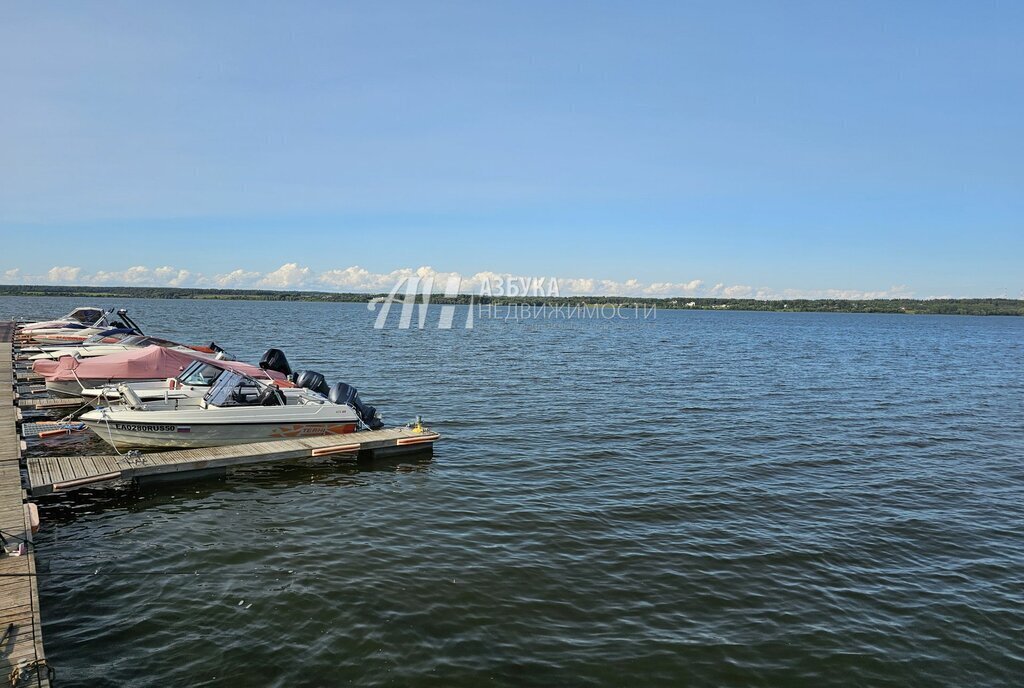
left=0, top=284, right=1021, bottom=316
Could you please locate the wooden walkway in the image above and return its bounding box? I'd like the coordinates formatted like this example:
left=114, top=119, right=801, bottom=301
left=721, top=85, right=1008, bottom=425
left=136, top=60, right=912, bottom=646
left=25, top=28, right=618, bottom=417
left=17, top=398, right=83, bottom=411
left=0, top=324, right=50, bottom=686
left=28, top=427, right=439, bottom=496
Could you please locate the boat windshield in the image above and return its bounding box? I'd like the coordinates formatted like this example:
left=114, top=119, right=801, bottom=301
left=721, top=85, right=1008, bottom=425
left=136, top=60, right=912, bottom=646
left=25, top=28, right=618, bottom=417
left=67, top=308, right=103, bottom=324
left=178, top=361, right=227, bottom=387
left=204, top=371, right=266, bottom=407
left=121, top=335, right=177, bottom=347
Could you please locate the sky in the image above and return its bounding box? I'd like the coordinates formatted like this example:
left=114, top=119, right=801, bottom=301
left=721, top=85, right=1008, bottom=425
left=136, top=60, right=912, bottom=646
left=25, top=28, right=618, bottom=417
left=1, top=1, right=1021, bottom=299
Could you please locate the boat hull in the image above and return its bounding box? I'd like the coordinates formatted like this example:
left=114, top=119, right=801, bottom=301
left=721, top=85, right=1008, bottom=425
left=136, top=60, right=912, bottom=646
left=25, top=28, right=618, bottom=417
left=27, top=329, right=106, bottom=345
left=83, top=419, right=359, bottom=449
left=45, top=379, right=92, bottom=398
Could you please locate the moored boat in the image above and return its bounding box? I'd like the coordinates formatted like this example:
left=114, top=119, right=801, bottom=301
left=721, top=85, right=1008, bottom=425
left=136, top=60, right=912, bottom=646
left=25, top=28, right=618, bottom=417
left=20, top=306, right=111, bottom=332
left=81, top=356, right=287, bottom=404
left=19, top=327, right=141, bottom=355
left=32, top=345, right=235, bottom=398
left=28, top=334, right=224, bottom=361
left=22, top=308, right=143, bottom=345
left=82, top=370, right=382, bottom=449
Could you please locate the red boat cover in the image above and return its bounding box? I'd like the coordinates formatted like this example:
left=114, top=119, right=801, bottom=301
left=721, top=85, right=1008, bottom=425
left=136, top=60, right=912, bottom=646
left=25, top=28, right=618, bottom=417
left=32, top=345, right=284, bottom=383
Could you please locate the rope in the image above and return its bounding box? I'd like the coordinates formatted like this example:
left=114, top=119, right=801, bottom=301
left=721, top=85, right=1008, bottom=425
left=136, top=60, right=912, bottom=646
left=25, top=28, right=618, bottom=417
left=0, top=530, right=32, bottom=546
left=69, top=367, right=86, bottom=394
left=9, top=658, right=54, bottom=687
left=98, top=408, right=127, bottom=457
left=57, top=398, right=94, bottom=423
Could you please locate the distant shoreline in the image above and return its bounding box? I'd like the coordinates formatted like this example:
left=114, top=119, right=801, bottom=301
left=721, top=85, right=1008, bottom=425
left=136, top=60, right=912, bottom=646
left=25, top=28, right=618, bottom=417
left=0, top=284, right=1021, bottom=316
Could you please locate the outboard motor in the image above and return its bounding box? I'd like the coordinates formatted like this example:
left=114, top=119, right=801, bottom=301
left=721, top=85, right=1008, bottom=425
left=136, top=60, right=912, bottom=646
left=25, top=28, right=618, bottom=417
left=328, top=382, right=383, bottom=429
left=209, top=342, right=226, bottom=355
left=117, top=309, right=144, bottom=335
left=260, top=348, right=292, bottom=378
left=294, top=370, right=330, bottom=397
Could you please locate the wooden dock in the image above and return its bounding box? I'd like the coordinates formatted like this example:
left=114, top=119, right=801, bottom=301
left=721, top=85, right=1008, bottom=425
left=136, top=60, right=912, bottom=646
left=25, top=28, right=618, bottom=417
left=0, top=318, right=441, bottom=686
left=27, top=426, right=439, bottom=495
left=0, top=323, right=50, bottom=686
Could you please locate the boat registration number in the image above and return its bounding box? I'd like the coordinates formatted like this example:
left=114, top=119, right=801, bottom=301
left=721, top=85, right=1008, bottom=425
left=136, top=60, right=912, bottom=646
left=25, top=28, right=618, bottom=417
left=113, top=423, right=178, bottom=433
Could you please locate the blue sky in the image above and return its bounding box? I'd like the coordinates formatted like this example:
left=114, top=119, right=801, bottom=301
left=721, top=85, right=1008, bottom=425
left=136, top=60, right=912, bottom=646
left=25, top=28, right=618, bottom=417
left=1, top=1, right=1021, bottom=298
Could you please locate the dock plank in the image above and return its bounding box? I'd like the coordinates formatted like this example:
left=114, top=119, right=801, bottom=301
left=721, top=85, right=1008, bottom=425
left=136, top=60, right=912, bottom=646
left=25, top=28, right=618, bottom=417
left=18, top=397, right=84, bottom=411
left=0, top=328, right=49, bottom=685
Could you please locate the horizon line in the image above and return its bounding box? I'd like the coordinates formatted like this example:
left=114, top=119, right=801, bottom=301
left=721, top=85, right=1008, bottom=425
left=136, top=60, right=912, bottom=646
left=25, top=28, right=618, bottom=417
left=1, top=283, right=1021, bottom=304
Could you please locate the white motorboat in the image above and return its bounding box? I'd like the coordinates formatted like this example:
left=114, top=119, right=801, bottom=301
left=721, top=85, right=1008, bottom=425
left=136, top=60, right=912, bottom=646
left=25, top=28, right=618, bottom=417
left=28, top=334, right=224, bottom=361
left=20, top=306, right=110, bottom=332
left=22, top=308, right=143, bottom=346
left=19, top=327, right=141, bottom=355
left=82, top=369, right=382, bottom=449
left=81, top=357, right=287, bottom=403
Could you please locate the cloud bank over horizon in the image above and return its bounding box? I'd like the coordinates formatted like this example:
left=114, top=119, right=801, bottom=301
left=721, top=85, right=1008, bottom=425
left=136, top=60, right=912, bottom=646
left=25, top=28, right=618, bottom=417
left=1, top=263, right=918, bottom=301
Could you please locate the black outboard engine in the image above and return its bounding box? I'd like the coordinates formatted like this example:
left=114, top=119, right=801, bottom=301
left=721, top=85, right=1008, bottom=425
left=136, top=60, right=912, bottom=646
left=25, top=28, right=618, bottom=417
left=294, top=370, right=330, bottom=397
left=260, top=348, right=292, bottom=378
left=328, top=382, right=383, bottom=429
left=209, top=342, right=226, bottom=355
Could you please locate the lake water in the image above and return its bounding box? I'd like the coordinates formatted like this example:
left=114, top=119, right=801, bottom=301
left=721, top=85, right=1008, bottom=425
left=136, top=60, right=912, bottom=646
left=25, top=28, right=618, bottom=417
left=4, top=296, right=1023, bottom=687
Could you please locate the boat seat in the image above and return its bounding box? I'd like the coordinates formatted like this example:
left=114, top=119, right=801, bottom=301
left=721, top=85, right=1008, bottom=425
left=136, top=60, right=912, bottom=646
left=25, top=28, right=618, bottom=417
left=257, top=386, right=285, bottom=406
left=230, top=389, right=259, bottom=405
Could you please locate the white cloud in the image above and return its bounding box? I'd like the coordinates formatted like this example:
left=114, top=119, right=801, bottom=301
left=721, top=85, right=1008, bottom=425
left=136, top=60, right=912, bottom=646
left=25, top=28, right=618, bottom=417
left=46, top=266, right=81, bottom=283
left=154, top=266, right=192, bottom=287
left=91, top=265, right=150, bottom=284
left=209, top=269, right=262, bottom=288
left=706, top=282, right=754, bottom=298
left=259, top=263, right=312, bottom=288
left=723, top=284, right=756, bottom=298
left=760, top=285, right=915, bottom=300
left=643, top=279, right=704, bottom=296
left=319, top=265, right=419, bottom=291
left=82, top=265, right=198, bottom=288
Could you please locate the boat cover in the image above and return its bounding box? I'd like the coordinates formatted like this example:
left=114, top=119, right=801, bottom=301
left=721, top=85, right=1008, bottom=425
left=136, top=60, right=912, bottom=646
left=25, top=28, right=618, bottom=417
left=33, top=345, right=284, bottom=382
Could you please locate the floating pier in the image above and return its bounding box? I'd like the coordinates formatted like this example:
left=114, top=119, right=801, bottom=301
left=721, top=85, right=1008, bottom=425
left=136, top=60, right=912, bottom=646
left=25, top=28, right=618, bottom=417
left=0, top=318, right=441, bottom=684
left=27, top=426, right=439, bottom=495
left=0, top=323, right=50, bottom=686
left=17, top=398, right=83, bottom=411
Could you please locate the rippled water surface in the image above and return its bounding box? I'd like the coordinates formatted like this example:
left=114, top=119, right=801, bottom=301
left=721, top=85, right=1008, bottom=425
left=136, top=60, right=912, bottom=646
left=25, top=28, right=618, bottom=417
left=4, top=296, right=1024, bottom=687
